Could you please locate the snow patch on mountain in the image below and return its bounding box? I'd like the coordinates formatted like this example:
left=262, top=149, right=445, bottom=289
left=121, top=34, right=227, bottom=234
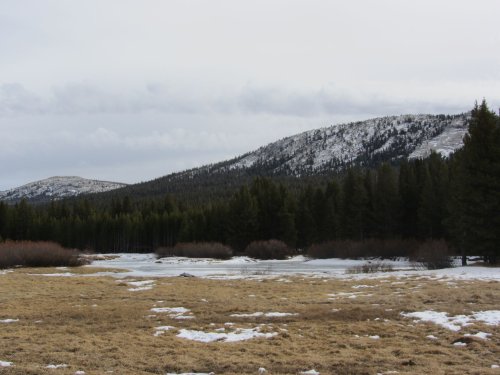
left=0, top=176, right=126, bottom=203
left=228, top=113, right=469, bottom=175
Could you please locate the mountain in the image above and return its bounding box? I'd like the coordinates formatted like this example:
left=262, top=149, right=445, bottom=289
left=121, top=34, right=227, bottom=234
left=3, top=113, right=468, bottom=205
left=0, top=176, right=127, bottom=204
left=225, top=113, right=469, bottom=175
left=94, top=112, right=469, bottom=203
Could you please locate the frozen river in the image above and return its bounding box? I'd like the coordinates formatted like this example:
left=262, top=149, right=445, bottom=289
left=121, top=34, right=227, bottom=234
left=90, top=253, right=413, bottom=278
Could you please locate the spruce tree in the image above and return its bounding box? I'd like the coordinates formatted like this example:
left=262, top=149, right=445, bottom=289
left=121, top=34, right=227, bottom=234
left=460, top=101, right=500, bottom=263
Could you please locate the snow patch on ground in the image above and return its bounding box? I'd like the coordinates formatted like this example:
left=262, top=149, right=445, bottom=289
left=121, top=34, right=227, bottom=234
left=300, top=370, right=320, bottom=375
left=328, top=292, right=373, bottom=299
left=352, top=285, right=374, bottom=289
left=401, top=310, right=500, bottom=331
left=464, top=332, right=491, bottom=340
left=151, top=307, right=194, bottom=320
left=0, top=360, right=13, bottom=367
left=153, top=325, right=175, bottom=336
left=46, top=364, right=68, bottom=369
left=230, top=312, right=298, bottom=318
left=177, top=327, right=277, bottom=343
left=0, top=318, right=19, bottom=323
left=472, top=311, right=500, bottom=326
left=126, top=279, right=155, bottom=291
left=166, top=373, right=214, bottom=375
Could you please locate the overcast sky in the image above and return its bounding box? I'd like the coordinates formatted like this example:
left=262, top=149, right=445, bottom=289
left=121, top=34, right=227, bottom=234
left=1, top=0, right=499, bottom=190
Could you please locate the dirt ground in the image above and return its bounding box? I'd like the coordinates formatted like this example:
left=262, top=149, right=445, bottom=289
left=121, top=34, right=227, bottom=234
left=0, top=267, right=498, bottom=374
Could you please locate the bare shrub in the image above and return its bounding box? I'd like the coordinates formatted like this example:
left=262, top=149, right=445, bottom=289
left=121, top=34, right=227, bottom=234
left=244, top=239, right=292, bottom=260
left=410, top=240, right=454, bottom=270
left=156, top=242, right=233, bottom=260
left=0, top=241, right=86, bottom=268
left=346, top=261, right=394, bottom=274
left=307, top=239, right=420, bottom=259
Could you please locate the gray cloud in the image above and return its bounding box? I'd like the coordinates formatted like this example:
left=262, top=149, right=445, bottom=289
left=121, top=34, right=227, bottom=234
left=0, top=81, right=484, bottom=119
left=1, top=0, right=500, bottom=190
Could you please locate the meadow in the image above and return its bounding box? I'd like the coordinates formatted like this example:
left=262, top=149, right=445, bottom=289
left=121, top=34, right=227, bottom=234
left=0, top=264, right=499, bottom=374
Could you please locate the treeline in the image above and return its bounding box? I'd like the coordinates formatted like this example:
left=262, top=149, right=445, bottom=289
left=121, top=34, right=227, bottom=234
left=0, top=102, right=498, bottom=263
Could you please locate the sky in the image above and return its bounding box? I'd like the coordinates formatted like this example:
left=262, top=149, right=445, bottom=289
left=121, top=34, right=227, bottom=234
left=1, top=0, right=499, bottom=190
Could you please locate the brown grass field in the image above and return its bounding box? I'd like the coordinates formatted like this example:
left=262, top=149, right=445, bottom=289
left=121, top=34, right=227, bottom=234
left=0, top=267, right=499, bottom=374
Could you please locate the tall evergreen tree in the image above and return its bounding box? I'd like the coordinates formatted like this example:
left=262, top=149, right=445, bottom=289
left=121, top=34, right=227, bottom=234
left=341, top=168, right=368, bottom=240
left=459, top=101, right=500, bottom=263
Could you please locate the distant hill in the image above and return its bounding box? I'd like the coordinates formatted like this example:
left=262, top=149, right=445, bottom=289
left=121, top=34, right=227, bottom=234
left=0, top=176, right=127, bottom=204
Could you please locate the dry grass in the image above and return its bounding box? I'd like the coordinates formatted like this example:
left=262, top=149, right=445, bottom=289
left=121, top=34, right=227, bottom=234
left=0, top=268, right=498, bottom=374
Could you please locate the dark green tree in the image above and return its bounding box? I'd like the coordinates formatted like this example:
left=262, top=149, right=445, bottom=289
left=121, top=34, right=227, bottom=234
left=459, top=101, right=500, bottom=263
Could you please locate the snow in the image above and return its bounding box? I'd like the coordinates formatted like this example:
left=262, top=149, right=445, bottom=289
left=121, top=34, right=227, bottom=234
left=227, top=113, right=468, bottom=176
left=0, top=319, right=19, bottom=323
left=91, top=253, right=500, bottom=282
left=328, top=292, right=373, bottom=299
left=0, top=176, right=126, bottom=203
left=230, top=312, right=298, bottom=318
left=471, top=311, right=500, bottom=325
left=166, top=373, right=214, bottom=375
left=177, top=327, right=278, bottom=343
left=0, top=360, right=13, bottom=367
left=492, top=364, right=499, bottom=369
left=369, top=335, right=380, bottom=339
left=151, top=307, right=190, bottom=314
left=300, top=370, right=320, bottom=375
left=46, top=364, right=68, bottom=369
left=426, top=335, right=438, bottom=340
left=464, top=332, right=491, bottom=340
left=127, top=280, right=155, bottom=287
left=126, top=279, right=155, bottom=291
left=401, top=311, right=469, bottom=331
left=401, top=310, right=500, bottom=331
left=153, top=325, right=175, bottom=336
left=150, top=307, right=194, bottom=320
left=453, top=342, right=467, bottom=347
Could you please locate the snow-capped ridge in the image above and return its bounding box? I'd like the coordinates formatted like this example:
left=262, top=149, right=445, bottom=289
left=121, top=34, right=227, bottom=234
left=228, top=113, right=469, bottom=175
left=0, top=176, right=126, bottom=203
left=164, top=112, right=469, bottom=182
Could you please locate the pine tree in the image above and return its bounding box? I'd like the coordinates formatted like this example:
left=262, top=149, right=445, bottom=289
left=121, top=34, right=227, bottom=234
left=341, top=168, right=368, bottom=240
left=227, top=186, right=258, bottom=251
left=373, top=163, right=400, bottom=238
left=460, top=100, right=500, bottom=263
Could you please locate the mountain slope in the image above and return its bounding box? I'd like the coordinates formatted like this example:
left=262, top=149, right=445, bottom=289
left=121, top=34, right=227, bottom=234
left=95, top=112, right=469, bottom=203
left=0, top=176, right=127, bottom=204
left=226, top=113, right=468, bottom=175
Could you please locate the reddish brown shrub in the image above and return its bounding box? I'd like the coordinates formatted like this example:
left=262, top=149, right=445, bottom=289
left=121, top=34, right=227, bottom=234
left=410, top=240, right=453, bottom=269
left=0, top=241, right=86, bottom=268
left=244, top=239, right=292, bottom=260
left=156, top=242, right=233, bottom=260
